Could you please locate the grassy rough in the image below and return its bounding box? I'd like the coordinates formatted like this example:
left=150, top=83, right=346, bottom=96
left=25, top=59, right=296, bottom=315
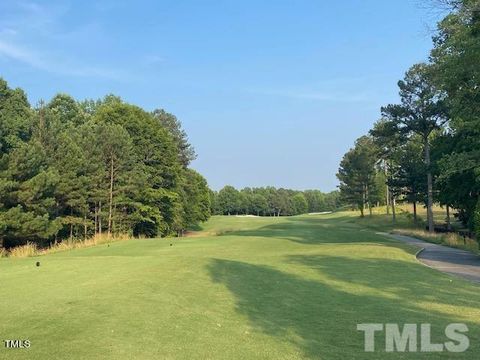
left=3, top=234, right=132, bottom=258
left=393, top=228, right=479, bottom=254
left=0, top=212, right=479, bottom=359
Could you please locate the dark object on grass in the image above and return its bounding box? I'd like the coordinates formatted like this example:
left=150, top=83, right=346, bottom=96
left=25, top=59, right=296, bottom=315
left=108, top=244, right=110, bottom=247
left=36, top=261, right=40, bottom=267
left=170, top=243, right=172, bottom=246
left=425, top=224, right=453, bottom=233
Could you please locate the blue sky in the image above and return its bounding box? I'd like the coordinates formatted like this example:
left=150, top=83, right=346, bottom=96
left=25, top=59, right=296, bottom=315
left=0, top=1, right=443, bottom=191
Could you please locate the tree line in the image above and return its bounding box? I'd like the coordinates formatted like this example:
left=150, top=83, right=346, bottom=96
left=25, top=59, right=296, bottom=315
left=337, top=0, right=480, bottom=238
left=211, top=186, right=341, bottom=216
left=0, top=80, right=211, bottom=248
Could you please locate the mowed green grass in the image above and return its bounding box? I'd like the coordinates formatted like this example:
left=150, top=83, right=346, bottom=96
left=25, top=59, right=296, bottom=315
left=1, top=212, right=479, bottom=359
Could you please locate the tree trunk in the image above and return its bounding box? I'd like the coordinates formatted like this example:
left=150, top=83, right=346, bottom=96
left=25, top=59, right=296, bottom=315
left=99, top=201, right=102, bottom=235
left=385, top=163, right=390, bottom=215
left=84, top=213, right=87, bottom=240
left=391, top=195, right=396, bottom=224
left=361, top=184, right=366, bottom=217
left=413, top=201, right=417, bottom=224
left=446, top=205, right=451, bottom=231
left=108, top=156, right=114, bottom=235
left=94, top=204, right=98, bottom=235
left=386, top=186, right=390, bottom=215
left=424, top=139, right=434, bottom=233
left=69, top=208, right=74, bottom=240
left=366, top=185, right=372, bottom=216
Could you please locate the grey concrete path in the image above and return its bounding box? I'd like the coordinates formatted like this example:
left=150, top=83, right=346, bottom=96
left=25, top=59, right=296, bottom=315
left=380, top=233, right=480, bottom=284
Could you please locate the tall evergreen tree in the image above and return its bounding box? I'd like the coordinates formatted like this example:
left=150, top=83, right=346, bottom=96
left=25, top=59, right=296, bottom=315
left=381, top=63, right=448, bottom=232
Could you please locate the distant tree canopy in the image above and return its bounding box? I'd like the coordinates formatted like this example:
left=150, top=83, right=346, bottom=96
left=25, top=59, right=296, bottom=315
left=0, top=80, right=211, bottom=248
left=338, top=0, right=480, bottom=238
left=211, top=186, right=341, bottom=216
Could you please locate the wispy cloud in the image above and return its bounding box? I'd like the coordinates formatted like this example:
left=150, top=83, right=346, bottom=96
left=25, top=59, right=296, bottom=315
left=247, top=75, right=384, bottom=103
left=0, top=1, right=128, bottom=80
left=0, top=39, right=126, bottom=79
left=0, top=28, right=18, bottom=36
left=249, top=87, right=371, bottom=103
left=258, top=89, right=371, bottom=103
left=143, top=54, right=165, bottom=66
left=0, top=40, right=39, bottom=66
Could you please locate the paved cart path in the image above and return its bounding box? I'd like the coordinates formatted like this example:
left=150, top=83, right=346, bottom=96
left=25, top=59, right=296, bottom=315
left=381, top=233, right=480, bottom=284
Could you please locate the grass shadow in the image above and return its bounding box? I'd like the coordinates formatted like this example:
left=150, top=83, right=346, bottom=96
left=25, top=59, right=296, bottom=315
left=287, top=254, right=480, bottom=307
left=219, top=215, right=403, bottom=246
left=208, top=258, right=480, bottom=359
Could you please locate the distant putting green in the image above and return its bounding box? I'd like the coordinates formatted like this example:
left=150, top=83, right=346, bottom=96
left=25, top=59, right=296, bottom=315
left=1, top=212, right=479, bottom=359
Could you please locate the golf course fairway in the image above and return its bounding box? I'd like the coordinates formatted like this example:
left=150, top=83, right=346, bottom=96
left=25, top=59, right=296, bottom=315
left=1, top=212, right=479, bottom=359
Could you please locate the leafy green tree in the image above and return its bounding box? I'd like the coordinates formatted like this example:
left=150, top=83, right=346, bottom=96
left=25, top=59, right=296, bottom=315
left=370, top=118, right=405, bottom=221
left=474, top=199, right=480, bottom=240
left=216, top=186, right=241, bottom=215
left=152, top=109, right=196, bottom=167
left=97, top=123, right=136, bottom=235
left=292, top=193, right=308, bottom=215
left=337, top=136, right=377, bottom=217
left=0, top=81, right=212, bottom=246
left=238, top=190, right=250, bottom=215
left=0, top=139, right=61, bottom=247
left=0, top=78, right=32, bottom=156
left=178, top=169, right=211, bottom=233
left=47, top=94, right=85, bottom=127
left=381, top=63, right=448, bottom=231
left=324, top=191, right=341, bottom=211
left=304, top=190, right=326, bottom=213
left=430, top=0, right=480, bottom=229
left=389, top=138, right=426, bottom=223
left=94, top=101, right=183, bottom=236
left=250, top=193, right=268, bottom=216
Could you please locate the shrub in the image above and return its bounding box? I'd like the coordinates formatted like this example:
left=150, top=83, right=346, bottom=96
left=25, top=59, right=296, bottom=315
left=474, top=198, right=480, bottom=241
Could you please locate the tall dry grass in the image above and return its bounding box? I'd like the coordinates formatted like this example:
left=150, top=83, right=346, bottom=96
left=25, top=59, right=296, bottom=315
left=0, top=246, right=8, bottom=258
left=4, top=233, right=132, bottom=258
left=394, top=228, right=479, bottom=254
left=8, top=242, right=38, bottom=258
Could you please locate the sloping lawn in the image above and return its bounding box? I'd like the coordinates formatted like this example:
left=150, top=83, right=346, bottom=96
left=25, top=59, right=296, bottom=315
left=1, top=213, right=479, bottom=359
